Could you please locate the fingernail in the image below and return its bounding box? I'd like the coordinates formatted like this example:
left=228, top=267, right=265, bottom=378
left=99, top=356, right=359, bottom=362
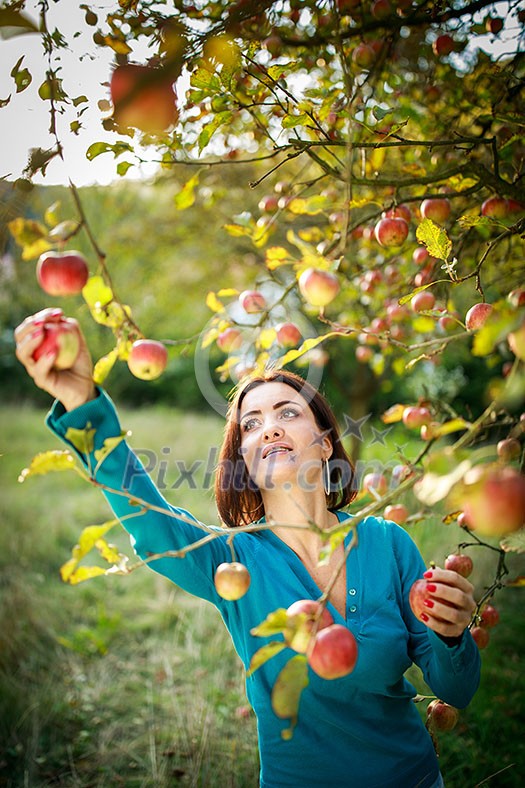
left=423, top=570, right=433, bottom=579
left=423, top=599, right=434, bottom=608
left=426, top=584, right=437, bottom=593
left=420, top=613, right=429, bottom=622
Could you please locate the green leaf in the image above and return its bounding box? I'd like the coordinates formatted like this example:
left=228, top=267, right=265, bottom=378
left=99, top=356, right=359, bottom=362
left=271, top=655, right=309, bottom=738
left=116, top=161, right=133, bottom=176
left=398, top=283, right=436, bottom=306
left=287, top=195, right=329, bottom=216
left=86, top=141, right=133, bottom=161
left=501, top=532, right=525, bottom=555
left=18, top=450, right=76, bottom=482
left=94, top=432, right=128, bottom=465
left=0, top=9, right=39, bottom=39
left=250, top=608, right=289, bottom=637
left=372, top=105, right=393, bottom=120
left=247, top=641, right=286, bottom=676
left=198, top=111, right=233, bottom=153
left=282, top=112, right=310, bottom=128
left=190, top=67, right=221, bottom=92
left=10, top=56, right=31, bottom=93
left=65, top=425, right=96, bottom=456
left=416, top=218, right=452, bottom=261
left=174, top=173, right=200, bottom=210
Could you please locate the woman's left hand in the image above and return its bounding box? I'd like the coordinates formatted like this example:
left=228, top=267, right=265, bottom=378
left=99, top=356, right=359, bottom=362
left=419, top=567, right=476, bottom=639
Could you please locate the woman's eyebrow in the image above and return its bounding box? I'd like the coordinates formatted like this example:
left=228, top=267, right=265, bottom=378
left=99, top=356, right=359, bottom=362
left=241, top=399, right=303, bottom=420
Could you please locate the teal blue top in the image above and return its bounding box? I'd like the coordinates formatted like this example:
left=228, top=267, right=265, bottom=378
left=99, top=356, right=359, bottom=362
left=47, top=389, right=480, bottom=788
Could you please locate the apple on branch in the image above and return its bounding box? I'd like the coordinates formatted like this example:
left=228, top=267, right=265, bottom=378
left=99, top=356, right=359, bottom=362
left=275, top=322, right=302, bottom=348
left=307, top=624, right=358, bottom=679
left=110, top=63, right=178, bottom=134
left=374, top=216, right=409, bottom=248
left=426, top=699, right=458, bottom=731
left=217, top=327, right=243, bottom=353
left=383, top=504, right=409, bottom=525
left=214, top=562, right=251, bottom=600
left=298, top=268, right=340, bottom=307
left=284, top=599, right=334, bottom=653
left=420, top=198, right=451, bottom=224
left=450, top=463, right=525, bottom=537
left=239, top=290, right=267, bottom=314
left=32, top=317, right=80, bottom=370
left=127, top=339, right=168, bottom=380
left=410, top=291, right=436, bottom=312
left=36, top=251, right=89, bottom=296
left=465, top=302, right=493, bottom=331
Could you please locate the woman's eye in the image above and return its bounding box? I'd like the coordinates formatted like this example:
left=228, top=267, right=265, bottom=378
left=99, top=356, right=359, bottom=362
left=281, top=408, right=299, bottom=419
left=242, top=418, right=258, bottom=432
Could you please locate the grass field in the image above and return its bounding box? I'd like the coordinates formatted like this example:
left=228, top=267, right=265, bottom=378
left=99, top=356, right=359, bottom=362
left=1, top=400, right=523, bottom=787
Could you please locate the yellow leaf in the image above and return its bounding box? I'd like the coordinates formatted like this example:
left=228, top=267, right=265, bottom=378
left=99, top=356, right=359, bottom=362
left=412, top=316, right=437, bottom=333
left=258, top=328, right=277, bottom=350
left=366, top=147, right=386, bottom=174
left=217, top=288, right=239, bottom=297
left=287, top=195, right=328, bottom=215
left=95, top=538, right=122, bottom=563
left=18, top=450, right=76, bottom=482
left=8, top=217, right=48, bottom=247
left=93, top=349, right=119, bottom=385
left=77, top=520, right=118, bottom=559
left=82, top=275, right=113, bottom=308
left=266, top=246, right=293, bottom=270
left=201, top=327, right=220, bottom=349
left=247, top=642, right=286, bottom=677
left=433, top=418, right=471, bottom=437
left=174, top=173, right=200, bottom=210
left=65, top=565, right=107, bottom=585
left=64, top=425, right=96, bottom=455
left=381, top=403, right=407, bottom=424
left=271, top=654, right=309, bottom=731
left=279, top=333, right=340, bottom=367
left=21, top=238, right=52, bottom=260
left=416, top=218, right=452, bottom=261
left=59, top=557, right=79, bottom=583
left=206, top=291, right=224, bottom=313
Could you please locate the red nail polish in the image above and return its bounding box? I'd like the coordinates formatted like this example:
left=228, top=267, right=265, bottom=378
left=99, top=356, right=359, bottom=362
left=423, top=599, right=434, bottom=608
left=426, top=583, right=437, bottom=593
left=420, top=613, right=429, bottom=622
left=423, top=570, right=433, bottom=579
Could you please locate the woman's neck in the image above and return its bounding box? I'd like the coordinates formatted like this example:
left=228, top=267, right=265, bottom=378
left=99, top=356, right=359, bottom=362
left=261, top=488, right=338, bottom=554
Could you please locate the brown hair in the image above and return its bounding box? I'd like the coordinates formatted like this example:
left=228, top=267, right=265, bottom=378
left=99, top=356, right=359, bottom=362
left=214, top=369, right=357, bottom=527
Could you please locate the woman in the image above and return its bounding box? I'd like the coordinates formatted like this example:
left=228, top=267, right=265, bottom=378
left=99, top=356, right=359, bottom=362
left=15, top=308, right=480, bottom=788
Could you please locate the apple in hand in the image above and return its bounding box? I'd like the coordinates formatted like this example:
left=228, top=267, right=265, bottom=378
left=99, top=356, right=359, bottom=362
left=409, top=578, right=430, bottom=620
left=444, top=553, right=473, bottom=578
left=110, top=63, right=178, bottom=134
left=32, top=318, right=80, bottom=370
left=298, top=268, right=340, bottom=307
left=214, top=561, right=251, bottom=600
left=426, top=699, right=458, bottom=731
left=36, top=251, right=89, bottom=296
left=307, top=624, right=358, bottom=679
left=284, top=599, right=334, bottom=653
left=127, top=339, right=168, bottom=380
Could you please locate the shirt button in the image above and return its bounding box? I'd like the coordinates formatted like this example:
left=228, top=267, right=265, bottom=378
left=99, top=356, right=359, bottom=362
left=349, top=588, right=357, bottom=596
left=349, top=605, right=357, bottom=613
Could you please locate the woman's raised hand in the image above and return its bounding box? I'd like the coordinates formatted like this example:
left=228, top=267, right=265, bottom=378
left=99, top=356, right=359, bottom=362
left=416, top=567, right=477, bottom=639
left=14, top=308, right=96, bottom=412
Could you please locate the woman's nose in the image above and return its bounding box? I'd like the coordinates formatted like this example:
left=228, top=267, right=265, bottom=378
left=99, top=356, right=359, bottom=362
left=263, top=424, right=284, bottom=442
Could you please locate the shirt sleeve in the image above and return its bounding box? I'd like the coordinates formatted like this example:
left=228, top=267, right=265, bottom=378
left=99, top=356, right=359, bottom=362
left=393, top=523, right=481, bottom=709
left=46, top=388, right=231, bottom=603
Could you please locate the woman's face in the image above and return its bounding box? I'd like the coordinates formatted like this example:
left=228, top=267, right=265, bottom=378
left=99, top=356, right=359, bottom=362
left=238, top=381, right=332, bottom=493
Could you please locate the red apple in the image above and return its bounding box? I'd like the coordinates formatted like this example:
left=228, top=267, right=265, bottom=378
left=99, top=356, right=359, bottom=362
left=412, top=247, right=429, bottom=266
left=386, top=303, right=408, bottom=322
left=497, top=438, right=521, bottom=462
left=275, top=322, right=302, bottom=348
left=127, top=339, right=168, bottom=380
left=307, top=624, right=358, bottom=679
left=239, top=290, right=267, bottom=313
left=110, top=63, right=178, bottom=134
left=420, top=198, right=451, bottom=224
left=432, top=34, right=455, bottom=57
left=426, top=699, right=458, bottom=731
left=298, top=268, right=340, bottom=307
left=217, top=327, right=243, bottom=352
left=36, top=251, right=89, bottom=296
left=485, top=16, right=503, bottom=35
left=258, top=194, right=279, bottom=213
left=481, top=196, right=509, bottom=218
left=355, top=345, right=373, bottom=363
left=480, top=603, right=500, bottom=628
left=402, top=406, right=432, bottom=429
left=385, top=205, right=411, bottom=222
left=465, top=302, right=493, bottom=331
left=384, top=503, right=409, bottom=525
left=471, top=625, right=490, bottom=649
left=214, top=562, right=251, bottom=600
left=409, top=578, right=430, bottom=620
left=374, top=217, right=409, bottom=248
left=371, top=0, right=392, bottom=20
left=508, top=320, right=525, bottom=361
left=507, top=288, right=525, bottom=308
left=411, top=291, right=436, bottom=312
left=363, top=472, right=388, bottom=496
left=32, top=318, right=80, bottom=370
left=420, top=422, right=440, bottom=441
left=284, top=599, right=334, bottom=653
left=444, top=553, right=473, bottom=578
left=454, top=464, right=525, bottom=537
left=352, top=43, right=375, bottom=69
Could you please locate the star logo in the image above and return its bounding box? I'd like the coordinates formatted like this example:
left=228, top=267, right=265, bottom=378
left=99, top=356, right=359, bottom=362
left=309, top=428, right=332, bottom=447
left=340, top=413, right=371, bottom=441
left=369, top=425, right=394, bottom=446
